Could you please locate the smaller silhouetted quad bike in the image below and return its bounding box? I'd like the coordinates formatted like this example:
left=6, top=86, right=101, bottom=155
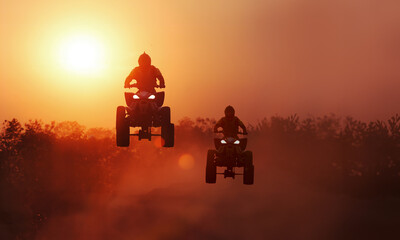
left=116, top=84, right=174, bottom=147
left=206, top=132, right=254, bottom=185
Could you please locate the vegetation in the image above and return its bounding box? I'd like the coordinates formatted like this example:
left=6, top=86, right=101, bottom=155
left=249, top=114, right=400, bottom=194
left=0, top=115, right=399, bottom=238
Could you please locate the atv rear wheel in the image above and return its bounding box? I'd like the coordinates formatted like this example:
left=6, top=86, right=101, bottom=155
left=243, top=151, right=254, bottom=185
left=161, top=123, right=174, bottom=147
left=116, top=106, right=130, bottom=147
left=206, top=150, right=217, bottom=183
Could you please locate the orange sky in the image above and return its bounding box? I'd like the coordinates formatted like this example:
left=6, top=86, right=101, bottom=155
left=1, top=0, right=400, bottom=127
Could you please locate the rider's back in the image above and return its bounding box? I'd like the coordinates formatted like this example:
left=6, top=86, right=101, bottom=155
left=129, top=65, right=162, bottom=92
left=216, top=116, right=242, bottom=138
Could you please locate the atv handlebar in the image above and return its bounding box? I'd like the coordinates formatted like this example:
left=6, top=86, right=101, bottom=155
left=214, top=131, right=248, bottom=135
left=126, top=84, right=164, bottom=89
left=126, top=84, right=138, bottom=88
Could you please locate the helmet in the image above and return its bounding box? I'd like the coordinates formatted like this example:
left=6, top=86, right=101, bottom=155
left=138, top=52, right=151, bottom=66
left=224, top=105, right=235, bottom=118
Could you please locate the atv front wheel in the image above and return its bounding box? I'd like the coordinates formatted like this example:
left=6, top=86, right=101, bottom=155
left=243, top=151, right=254, bottom=185
left=161, top=123, right=174, bottom=147
left=206, top=150, right=217, bottom=183
left=159, top=106, right=171, bottom=126
left=116, top=106, right=130, bottom=147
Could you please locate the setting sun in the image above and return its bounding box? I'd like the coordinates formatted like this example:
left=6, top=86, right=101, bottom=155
left=59, top=35, right=105, bottom=75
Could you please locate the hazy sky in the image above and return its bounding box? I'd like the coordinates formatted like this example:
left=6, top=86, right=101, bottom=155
left=1, top=0, right=400, bottom=127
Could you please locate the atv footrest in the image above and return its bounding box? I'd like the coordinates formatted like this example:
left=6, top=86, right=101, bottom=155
left=131, top=134, right=161, bottom=137
left=222, top=170, right=236, bottom=179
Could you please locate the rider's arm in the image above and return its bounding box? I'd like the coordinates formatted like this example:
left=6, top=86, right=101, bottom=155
left=158, top=75, right=165, bottom=88
left=214, top=118, right=223, bottom=132
left=238, top=118, right=248, bottom=134
left=124, top=69, right=135, bottom=88
left=155, top=67, right=165, bottom=88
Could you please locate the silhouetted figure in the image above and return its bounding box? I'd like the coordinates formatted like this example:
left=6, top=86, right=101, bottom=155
left=124, top=52, right=165, bottom=92
left=214, top=105, right=247, bottom=138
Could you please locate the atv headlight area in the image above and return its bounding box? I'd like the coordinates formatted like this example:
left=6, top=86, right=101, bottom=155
left=148, top=95, right=155, bottom=99
left=221, top=139, right=227, bottom=144
left=133, top=95, right=140, bottom=99
left=234, top=140, right=240, bottom=144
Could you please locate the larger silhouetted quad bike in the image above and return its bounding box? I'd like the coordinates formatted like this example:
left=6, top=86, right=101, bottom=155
left=206, top=132, right=254, bottom=185
left=116, top=84, right=174, bottom=147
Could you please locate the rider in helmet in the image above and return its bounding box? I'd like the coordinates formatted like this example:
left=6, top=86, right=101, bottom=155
left=214, top=105, right=248, bottom=138
left=124, top=52, right=165, bottom=92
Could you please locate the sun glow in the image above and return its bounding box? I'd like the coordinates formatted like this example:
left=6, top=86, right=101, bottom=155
left=59, top=35, right=105, bottom=75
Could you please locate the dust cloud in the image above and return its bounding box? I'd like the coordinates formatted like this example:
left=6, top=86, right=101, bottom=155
left=36, top=137, right=400, bottom=240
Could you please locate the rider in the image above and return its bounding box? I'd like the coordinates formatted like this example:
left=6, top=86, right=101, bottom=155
left=214, top=106, right=248, bottom=138
left=124, top=52, right=165, bottom=92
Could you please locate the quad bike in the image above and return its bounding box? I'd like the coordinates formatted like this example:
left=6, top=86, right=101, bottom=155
left=206, top=132, right=254, bottom=185
left=116, top=84, right=174, bottom=147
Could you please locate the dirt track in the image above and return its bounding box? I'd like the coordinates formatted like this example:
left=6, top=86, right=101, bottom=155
left=36, top=142, right=400, bottom=240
